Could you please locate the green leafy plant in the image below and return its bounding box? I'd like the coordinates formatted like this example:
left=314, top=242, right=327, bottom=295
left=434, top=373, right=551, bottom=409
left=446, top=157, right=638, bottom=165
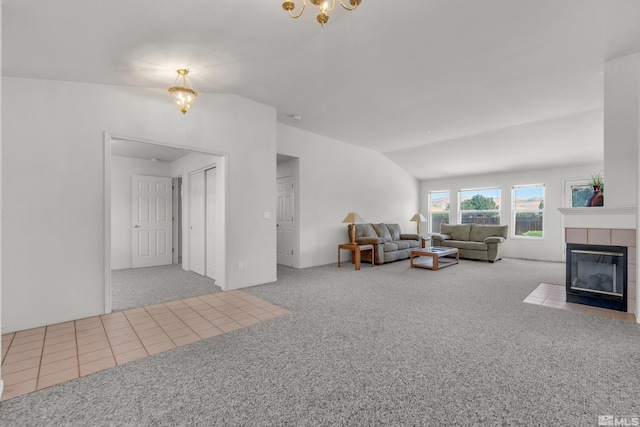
left=589, top=171, right=604, bottom=187
left=523, top=230, right=543, bottom=237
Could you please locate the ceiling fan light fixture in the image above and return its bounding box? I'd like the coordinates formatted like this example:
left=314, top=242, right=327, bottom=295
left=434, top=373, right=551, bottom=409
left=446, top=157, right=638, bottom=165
left=282, top=0, right=362, bottom=27
left=168, top=69, right=198, bottom=115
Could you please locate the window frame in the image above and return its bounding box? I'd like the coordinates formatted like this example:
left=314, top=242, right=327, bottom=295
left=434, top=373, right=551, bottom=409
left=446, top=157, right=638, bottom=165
left=458, top=187, right=501, bottom=225
left=427, top=190, right=450, bottom=234
left=512, top=184, right=545, bottom=239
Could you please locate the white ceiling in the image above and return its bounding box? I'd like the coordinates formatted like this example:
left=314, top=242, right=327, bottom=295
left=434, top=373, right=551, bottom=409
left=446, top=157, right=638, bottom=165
left=3, top=1, right=640, bottom=179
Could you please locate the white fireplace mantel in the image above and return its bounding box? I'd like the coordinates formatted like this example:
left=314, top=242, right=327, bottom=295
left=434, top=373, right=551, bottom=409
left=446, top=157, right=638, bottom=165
left=558, top=206, right=637, bottom=229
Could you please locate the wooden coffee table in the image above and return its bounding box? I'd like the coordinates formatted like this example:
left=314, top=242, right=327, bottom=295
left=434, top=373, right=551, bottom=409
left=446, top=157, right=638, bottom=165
left=410, top=246, right=459, bottom=271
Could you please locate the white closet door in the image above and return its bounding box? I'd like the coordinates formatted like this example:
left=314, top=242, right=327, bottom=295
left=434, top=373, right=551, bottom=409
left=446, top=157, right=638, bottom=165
left=206, top=167, right=217, bottom=280
left=190, top=170, right=206, bottom=276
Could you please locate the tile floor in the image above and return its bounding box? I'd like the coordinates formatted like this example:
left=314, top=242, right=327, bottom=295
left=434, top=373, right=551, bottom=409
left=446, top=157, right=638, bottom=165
left=524, top=283, right=637, bottom=322
left=0, top=290, right=290, bottom=401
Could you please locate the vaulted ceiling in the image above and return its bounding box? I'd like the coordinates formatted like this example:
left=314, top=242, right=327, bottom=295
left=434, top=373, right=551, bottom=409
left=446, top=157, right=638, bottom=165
left=3, top=1, right=640, bottom=179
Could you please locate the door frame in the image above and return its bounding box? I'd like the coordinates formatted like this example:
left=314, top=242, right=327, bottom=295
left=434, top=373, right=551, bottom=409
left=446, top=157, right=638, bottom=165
left=276, top=156, right=300, bottom=269
left=103, top=132, right=229, bottom=314
left=276, top=175, right=295, bottom=267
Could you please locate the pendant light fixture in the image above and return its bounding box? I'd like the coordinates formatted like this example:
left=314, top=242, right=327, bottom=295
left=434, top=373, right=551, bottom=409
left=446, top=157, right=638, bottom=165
left=282, top=0, right=362, bottom=27
left=168, top=69, right=198, bottom=115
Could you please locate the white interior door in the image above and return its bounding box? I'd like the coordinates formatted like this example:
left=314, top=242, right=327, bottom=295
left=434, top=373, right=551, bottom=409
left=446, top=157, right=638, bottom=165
left=132, top=175, right=172, bottom=268
left=206, top=168, right=217, bottom=280
left=277, top=176, right=294, bottom=267
left=190, top=170, right=206, bottom=276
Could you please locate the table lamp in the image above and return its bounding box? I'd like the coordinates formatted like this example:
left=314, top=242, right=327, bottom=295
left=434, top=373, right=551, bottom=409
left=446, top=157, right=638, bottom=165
left=410, top=213, right=427, bottom=234
left=342, top=212, right=364, bottom=244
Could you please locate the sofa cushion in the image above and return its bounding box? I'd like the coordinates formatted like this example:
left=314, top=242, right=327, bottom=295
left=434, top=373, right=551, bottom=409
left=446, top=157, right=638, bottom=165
left=355, top=223, right=377, bottom=239
left=373, top=223, right=393, bottom=242
left=383, top=242, right=399, bottom=252
left=469, top=224, right=509, bottom=242
left=441, top=224, right=471, bottom=241
left=406, top=240, right=421, bottom=248
left=394, top=240, right=411, bottom=250
left=386, top=224, right=402, bottom=241
left=446, top=241, right=488, bottom=251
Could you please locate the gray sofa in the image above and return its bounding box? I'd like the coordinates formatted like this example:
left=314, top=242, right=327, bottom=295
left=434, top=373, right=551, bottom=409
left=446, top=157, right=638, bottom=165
left=431, top=223, right=508, bottom=262
left=349, top=223, right=422, bottom=265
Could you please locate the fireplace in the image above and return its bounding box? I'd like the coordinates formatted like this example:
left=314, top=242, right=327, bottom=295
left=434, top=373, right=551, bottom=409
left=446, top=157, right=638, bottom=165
left=566, top=244, right=628, bottom=311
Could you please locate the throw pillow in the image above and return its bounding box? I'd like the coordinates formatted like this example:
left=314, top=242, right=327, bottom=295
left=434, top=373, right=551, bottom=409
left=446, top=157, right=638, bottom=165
left=470, top=224, right=508, bottom=241
left=441, top=224, right=471, bottom=241
left=373, top=223, right=393, bottom=242
left=386, top=223, right=402, bottom=241
left=355, top=223, right=377, bottom=239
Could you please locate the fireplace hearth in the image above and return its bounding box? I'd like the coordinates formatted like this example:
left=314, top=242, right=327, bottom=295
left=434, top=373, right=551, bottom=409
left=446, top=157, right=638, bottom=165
left=566, top=243, right=627, bottom=312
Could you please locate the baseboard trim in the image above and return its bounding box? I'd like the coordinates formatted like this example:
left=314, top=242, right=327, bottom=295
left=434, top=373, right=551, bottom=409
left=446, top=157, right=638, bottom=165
left=0, top=379, right=4, bottom=399
left=225, top=276, right=278, bottom=291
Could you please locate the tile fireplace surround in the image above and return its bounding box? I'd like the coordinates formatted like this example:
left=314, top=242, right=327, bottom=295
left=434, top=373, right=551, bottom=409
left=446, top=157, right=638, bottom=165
left=559, top=206, right=637, bottom=317
left=565, top=227, right=637, bottom=313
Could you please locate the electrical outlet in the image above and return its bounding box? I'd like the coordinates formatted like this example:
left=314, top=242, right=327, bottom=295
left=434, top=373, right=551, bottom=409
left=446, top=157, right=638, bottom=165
left=238, top=261, right=244, bottom=270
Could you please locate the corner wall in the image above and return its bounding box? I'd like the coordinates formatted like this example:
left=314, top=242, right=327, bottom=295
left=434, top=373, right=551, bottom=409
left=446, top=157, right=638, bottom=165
left=2, top=77, right=277, bottom=333
left=277, top=123, right=420, bottom=268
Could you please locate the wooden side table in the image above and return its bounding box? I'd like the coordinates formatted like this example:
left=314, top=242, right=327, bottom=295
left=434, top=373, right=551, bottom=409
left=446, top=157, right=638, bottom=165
left=338, top=243, right=374, bottom=270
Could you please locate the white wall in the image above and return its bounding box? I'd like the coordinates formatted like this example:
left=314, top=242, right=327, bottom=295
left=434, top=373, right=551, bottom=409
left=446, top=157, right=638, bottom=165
left=277, top=123, right=420, bottom=268
left=2, top=77, right=277, bottom=333
left=111, top=156, right=171, bottom=270
left=604, top=53, right=639, bottom=208
left=0, top=3, right=4, bottom=397
left=420, top=163, right=603, bottom=262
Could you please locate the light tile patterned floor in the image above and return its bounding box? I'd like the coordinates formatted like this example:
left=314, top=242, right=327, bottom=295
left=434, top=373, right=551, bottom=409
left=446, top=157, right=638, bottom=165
left=0, top=290, right=289, bottom=401
left=524, top=283, right=636, bottom=322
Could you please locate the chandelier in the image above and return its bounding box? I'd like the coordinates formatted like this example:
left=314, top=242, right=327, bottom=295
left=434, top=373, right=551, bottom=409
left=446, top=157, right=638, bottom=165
left=282, top=0, right=362, bottom=27
left=168, top=69, right=198, bottom=115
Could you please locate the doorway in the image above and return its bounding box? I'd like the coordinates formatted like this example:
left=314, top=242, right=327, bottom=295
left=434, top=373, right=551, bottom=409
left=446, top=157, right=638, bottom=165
left=277, top=175, right=294, bottom=267
left=276, top=154, right=300, bottom=269
left=104, top=133, right=228, bottom=313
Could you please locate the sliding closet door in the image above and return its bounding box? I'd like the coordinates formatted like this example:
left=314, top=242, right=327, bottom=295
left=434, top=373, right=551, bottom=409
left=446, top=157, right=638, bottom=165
left=206, top=168, right=217, bottom=280
left=189, top=170, right=206, bottom=276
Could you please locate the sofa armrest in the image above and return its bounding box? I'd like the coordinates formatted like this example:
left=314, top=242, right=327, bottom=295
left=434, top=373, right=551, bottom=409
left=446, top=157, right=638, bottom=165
left=484, top=236, right=505, bottom=244
left=356, top=237, right=385, bottom=245
left=431, top=233, right=451, bottom=242
left=400, top=233, right=420, bottom=241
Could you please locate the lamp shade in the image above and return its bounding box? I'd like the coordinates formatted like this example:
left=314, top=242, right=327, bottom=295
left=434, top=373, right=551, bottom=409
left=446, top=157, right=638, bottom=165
left=342, top=212, right=364, bottom=224
left=410, top=213, right=427, bottom=222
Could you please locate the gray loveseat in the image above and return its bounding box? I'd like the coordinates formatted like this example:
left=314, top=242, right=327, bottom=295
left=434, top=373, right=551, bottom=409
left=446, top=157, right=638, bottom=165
left=348, top=223, right=422, bottom=265
left=431, top=223, right=508, bottom=263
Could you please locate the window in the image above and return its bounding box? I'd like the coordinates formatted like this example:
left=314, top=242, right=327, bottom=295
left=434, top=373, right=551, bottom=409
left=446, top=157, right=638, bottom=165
left=459, top=188, right=501, bottom=225
left=513, top=184, right=544, bottom=238
left=428, top=191, right=450, bottom=233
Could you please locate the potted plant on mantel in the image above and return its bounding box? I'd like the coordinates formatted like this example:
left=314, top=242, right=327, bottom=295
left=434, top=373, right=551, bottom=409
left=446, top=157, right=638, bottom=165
left=586, top=171, right=604, bottom=207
